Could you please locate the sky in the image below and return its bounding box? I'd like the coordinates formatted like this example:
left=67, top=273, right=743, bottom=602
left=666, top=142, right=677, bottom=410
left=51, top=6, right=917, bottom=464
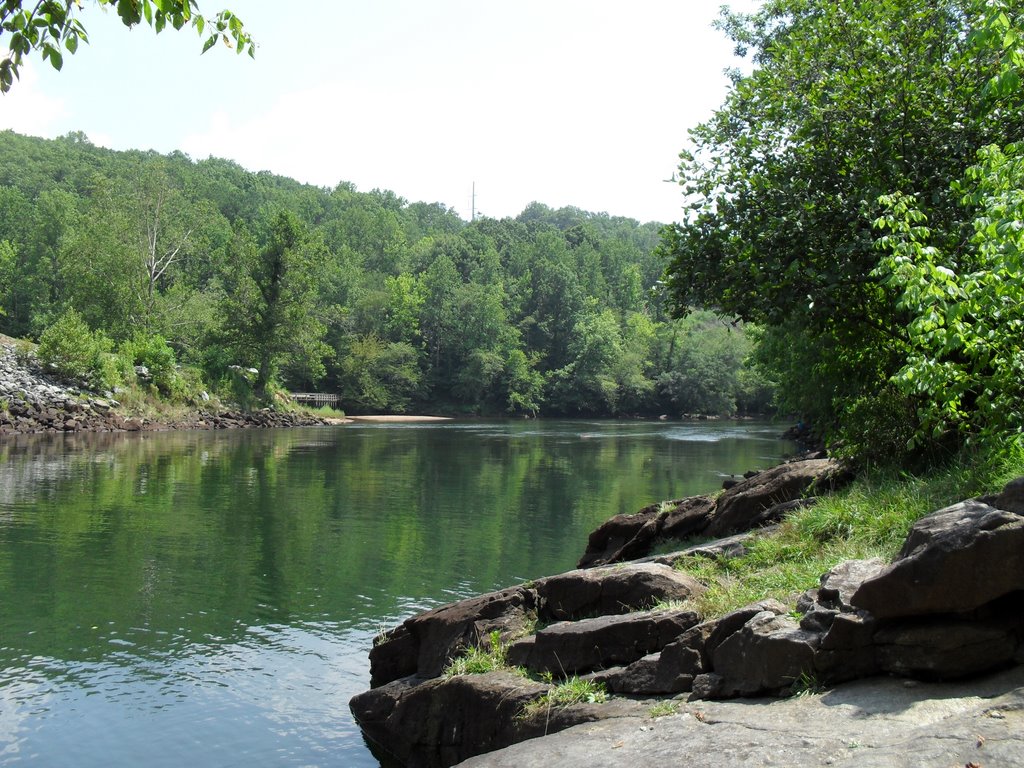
left=0, top=1, right=758, bottom=224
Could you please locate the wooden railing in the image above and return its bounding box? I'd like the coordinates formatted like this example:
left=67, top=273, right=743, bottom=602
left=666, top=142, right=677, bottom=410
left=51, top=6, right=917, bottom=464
left=290, top=392, right=340, bottom=407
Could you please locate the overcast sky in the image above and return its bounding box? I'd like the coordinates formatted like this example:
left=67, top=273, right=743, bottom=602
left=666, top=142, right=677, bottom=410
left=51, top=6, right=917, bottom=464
left=0, top=1, right=758, bottom=224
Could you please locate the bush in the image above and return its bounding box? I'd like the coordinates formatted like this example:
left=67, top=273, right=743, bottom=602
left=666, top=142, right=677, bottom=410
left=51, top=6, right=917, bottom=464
left=120, top=333, right=179, bottom=395
left=36, top=308, right=118, bottom=389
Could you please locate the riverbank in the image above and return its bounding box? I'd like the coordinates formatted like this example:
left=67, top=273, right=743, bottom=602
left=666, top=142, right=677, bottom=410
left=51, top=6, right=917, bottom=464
left=350, top=448, right=1024, bottom=767
left=0, top=339, right=334, bottom=436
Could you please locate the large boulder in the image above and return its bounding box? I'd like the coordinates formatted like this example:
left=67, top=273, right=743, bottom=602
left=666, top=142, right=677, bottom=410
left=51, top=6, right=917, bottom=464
left=851, top=488, right=1024, bottom=619
left=577, top=496, right=715, bottom=567
left=535, top=563, right=704, bottom=621
left=598, top=619, right=715, bottom=695
left=705, top=610, right=820, bottom=697
left=703, top=458, right=847, bottom=537
left=875, top=618, right=1022, bottom=679
left=351, top=671, right=645, bottom=768
left=370, top=585, right=539, bottom=686
left=508, top=609, right=700, bottom=675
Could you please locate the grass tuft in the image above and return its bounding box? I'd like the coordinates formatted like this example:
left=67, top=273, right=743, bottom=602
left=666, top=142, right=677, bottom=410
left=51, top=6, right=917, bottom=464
left=522, top=676, right=608, bottom=719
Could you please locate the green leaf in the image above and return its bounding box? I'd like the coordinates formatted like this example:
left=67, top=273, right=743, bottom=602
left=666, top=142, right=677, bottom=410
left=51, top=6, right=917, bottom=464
left=143, top=0, right=153, bottom=25
left=201, top=33, right=217, bottom=54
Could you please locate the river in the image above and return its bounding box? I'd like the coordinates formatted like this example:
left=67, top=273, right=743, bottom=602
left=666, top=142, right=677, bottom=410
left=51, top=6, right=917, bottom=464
left=0, top=419, right=794, bottom=767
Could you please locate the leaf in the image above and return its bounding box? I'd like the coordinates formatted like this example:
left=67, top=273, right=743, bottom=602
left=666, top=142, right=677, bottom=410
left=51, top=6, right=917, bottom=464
left=201, top=33, right=217, bottom=54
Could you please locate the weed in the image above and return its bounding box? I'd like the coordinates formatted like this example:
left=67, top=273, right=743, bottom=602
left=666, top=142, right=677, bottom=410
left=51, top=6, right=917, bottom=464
left=443, top=630, right=509, bottom=677
left=648, top=701, right=679, bottom=718
left=791, top=670, right=825, bottom=697
left=522, top=676, right=607, bottom=719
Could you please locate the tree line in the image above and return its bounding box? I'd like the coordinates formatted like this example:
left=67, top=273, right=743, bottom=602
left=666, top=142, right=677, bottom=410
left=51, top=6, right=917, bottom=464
left=0, top=130, right=769, bottom=417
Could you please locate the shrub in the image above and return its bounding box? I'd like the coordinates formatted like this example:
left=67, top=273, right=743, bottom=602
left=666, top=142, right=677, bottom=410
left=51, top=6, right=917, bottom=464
left=120, top=333, right=179, bottom=395
left=36, top=308, right=118, bottom=388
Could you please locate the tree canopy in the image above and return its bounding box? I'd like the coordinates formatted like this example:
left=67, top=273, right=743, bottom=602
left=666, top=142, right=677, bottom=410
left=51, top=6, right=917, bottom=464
left=660, top=0, right=1024, bottom=461
left=0, top=130, right=768, bottom=418
left=1, top=0, right=253, bottom=92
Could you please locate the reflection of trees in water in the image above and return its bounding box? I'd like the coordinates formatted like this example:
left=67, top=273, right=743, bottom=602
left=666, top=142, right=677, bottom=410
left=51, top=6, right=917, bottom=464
left=0, top=423, right=792, bottom=667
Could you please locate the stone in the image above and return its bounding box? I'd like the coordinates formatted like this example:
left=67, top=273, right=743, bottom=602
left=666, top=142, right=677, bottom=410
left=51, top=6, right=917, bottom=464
left=453, top=666, right=1024, bottom=768
left=851, top=492, right=1024, bottom=619
left=602, top=620, right=714, bottom=694
left=797, top=558, right=887, bottom=633
left=703, top=458, right=849, bottom=537
left=535, top=563, right=704, bottom=622
left=370, top=585, right=540, bottom=686
left=875, top=619, right=1022, bottom=680
left=576, top=496, right=715, bottom=568
left=351, top=671, right=647, bottom=768
left=512, top=609, right=700, bottom=676
left=708, top=611, right=820, bottom=697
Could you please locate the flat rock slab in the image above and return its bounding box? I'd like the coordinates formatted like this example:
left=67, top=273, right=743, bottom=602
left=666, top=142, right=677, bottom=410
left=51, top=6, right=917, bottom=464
left=456, top=665, right=1024, bottom=767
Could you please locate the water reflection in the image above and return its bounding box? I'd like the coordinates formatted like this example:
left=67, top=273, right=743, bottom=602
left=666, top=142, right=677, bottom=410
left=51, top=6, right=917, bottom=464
left=0, top=420, right=793, bottom=767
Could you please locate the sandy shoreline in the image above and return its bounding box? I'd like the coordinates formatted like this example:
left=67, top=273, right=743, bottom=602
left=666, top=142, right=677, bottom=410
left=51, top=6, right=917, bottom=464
left=344, top=415, right=453, bottom=423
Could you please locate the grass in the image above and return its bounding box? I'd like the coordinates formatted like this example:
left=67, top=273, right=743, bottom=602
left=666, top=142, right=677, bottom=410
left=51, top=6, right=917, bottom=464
left=648, top=701, right=680, bottom=718
left=521, top=676, right=608, bottom=719
left=295, top=403, right=347, bottom=420
left=443, top=630, right=511, bottom=677
left=680, top=443, right=1024, bottom=619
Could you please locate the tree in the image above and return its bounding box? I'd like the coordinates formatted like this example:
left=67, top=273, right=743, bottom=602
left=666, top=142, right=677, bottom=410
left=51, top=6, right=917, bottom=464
left=220, top=210, right=331, bottom=399
left=1, top=0, right=254, bottom=93
left=661, top=0, right=1024, bottom=442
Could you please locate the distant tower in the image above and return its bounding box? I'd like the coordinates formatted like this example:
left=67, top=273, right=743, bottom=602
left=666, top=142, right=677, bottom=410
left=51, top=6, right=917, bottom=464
left=471, top=182, right=476, bottom=222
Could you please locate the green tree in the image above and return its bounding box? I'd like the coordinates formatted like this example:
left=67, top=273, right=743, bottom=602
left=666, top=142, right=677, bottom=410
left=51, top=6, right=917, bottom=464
left=661, top=0, right=1023, bottom=441
left=1, top=0, right=254, bottom=92
left=220, top=211, right=331, bottom=399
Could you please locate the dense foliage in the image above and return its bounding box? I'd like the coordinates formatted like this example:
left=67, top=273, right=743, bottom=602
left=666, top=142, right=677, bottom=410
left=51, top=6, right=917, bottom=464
left=0, top=130, right=768, bottom=417
left=662, top=0, right=1024, bottom=461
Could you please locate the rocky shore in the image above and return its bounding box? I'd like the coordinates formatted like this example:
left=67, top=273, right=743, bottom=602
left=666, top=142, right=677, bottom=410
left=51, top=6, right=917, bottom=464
left=0, top=341, right=330, bottom=436
left=350, top=459, right=1024, bottom=767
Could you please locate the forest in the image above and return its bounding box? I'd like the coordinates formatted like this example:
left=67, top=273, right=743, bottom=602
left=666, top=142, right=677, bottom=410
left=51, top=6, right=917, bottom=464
left=0, top=130, right=768, bottom=418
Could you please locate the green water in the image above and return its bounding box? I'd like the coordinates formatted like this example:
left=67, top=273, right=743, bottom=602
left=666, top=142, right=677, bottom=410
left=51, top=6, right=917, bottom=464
left=0, top=419, right=794, bottom=767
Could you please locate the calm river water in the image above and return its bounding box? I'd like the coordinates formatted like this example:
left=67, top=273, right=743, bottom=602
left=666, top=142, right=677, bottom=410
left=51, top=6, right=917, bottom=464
left=0, top=419, right=793, bottom=767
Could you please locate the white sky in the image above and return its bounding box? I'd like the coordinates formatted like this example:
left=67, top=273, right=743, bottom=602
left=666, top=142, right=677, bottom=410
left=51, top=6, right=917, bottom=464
left=0, top=1, right=758, bottom=224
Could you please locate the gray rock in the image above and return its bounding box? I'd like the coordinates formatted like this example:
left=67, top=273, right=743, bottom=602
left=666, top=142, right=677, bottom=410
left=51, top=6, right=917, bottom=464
left=350, top=670, right=647, bottom=768
left=875, top=619, right=1021, bottom=679
left=703, top=458, right=848, bottom=537
left=602, top=620, right=714, bottom=694
left=577, top=496, right=715, bottom=567
left=370, top=585, right=539, bottom=686
left=851, top=492, right=1024, bottom=619
left=454, top=665, right=1024, bottom=768
left=709, top=611, right=820, bottom=697
left=511, top=609, right=700, bottom=675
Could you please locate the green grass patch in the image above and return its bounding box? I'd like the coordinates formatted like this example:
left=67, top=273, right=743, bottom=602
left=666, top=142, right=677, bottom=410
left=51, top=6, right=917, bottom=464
left=522, top=676, right=608, bottom=718
left=681, top=443, right=1024, bottom=619
left=443, top=630, right=509, bottom=677
left=648, top=701, right=680, bottom=718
